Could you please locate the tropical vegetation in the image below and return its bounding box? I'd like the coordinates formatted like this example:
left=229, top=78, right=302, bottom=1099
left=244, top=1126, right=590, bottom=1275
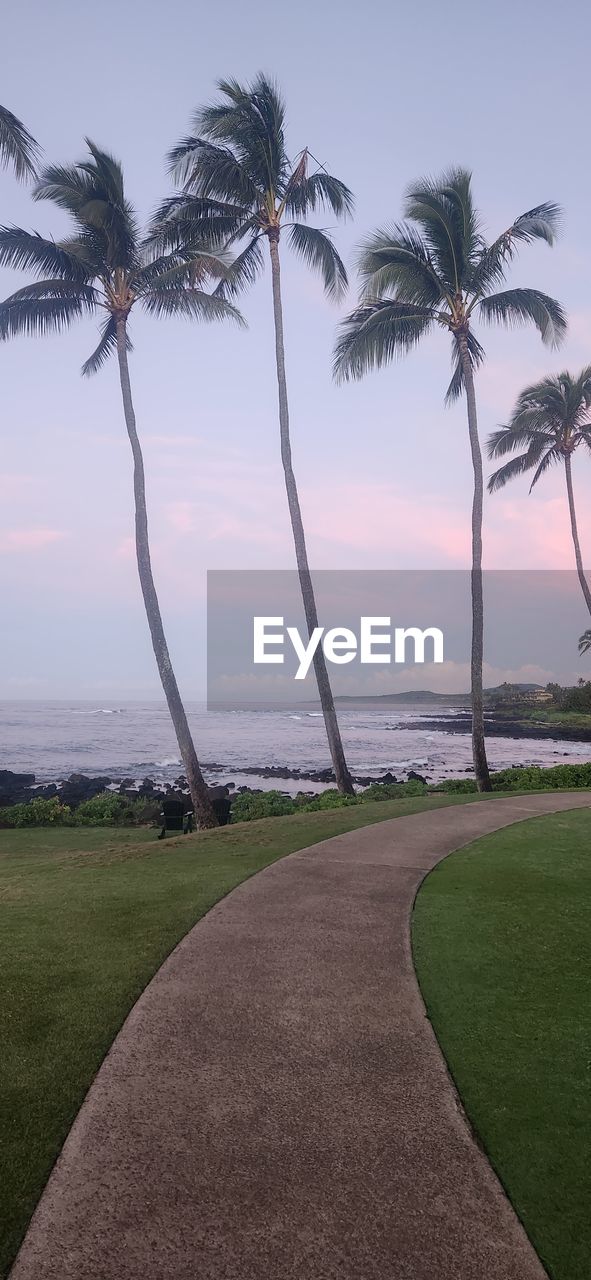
left=0, top=142, right=245, bottom=827
left=0, top=86, right=588, bottom=812
left=0, top=105, right=39, bottom=181
left=488, top=369, right=591, bottom=615
left=333, top=169, right=566, bottom=790
left=154, top=74, right=355, bottom=794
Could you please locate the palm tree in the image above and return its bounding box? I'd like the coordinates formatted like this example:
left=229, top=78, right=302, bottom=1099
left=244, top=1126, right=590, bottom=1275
left=334, top=169, right=566, bottom=791
left=0, top=105, right=40, bottom=181
left=0, top=141, right=243, bottom=827
left=488, top=369, right=591, bottom=619
left=155, top=74, right=355, bottom=796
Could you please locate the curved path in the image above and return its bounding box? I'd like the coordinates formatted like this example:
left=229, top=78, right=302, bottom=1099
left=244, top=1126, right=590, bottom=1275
left=12, top=793, right=591, bottom=1280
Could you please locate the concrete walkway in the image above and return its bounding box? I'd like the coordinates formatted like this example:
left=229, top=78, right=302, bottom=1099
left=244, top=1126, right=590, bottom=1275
left=11, top=793, right=591, bottom=1280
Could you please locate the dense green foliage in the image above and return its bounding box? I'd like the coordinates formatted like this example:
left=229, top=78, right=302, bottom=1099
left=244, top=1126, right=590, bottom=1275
left=0, top=792, right=160, bottom=828
left=413, top=809, right=591, bottom=1280
left=546, top=680, right=591, bottom=713
left=229, top=790, right=298, bottom=822
left=230, top=779, right=431, bottom=822
left=438, top=762, right=591, bottom=793
left=4, top=765, right=591, bottom=827
left=0, top=797, right=70, bottom=827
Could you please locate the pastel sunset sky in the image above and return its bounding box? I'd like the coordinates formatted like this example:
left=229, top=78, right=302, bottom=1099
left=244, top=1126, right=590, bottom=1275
left=1, top=0, right=590, bottom=698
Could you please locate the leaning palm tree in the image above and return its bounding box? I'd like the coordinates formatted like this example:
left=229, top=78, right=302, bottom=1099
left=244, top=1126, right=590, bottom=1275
left=488, top=369, right=591, bottom=619
left=0, top=141, right=243, bottom=827
left=0, top=105, right=40, bottom=181
left=334, top=169, right=566, bottom=791
left=155, top=74, right=355, bottom=795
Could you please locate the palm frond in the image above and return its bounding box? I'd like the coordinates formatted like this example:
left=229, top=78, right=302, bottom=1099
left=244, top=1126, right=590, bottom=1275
left=334, top=301, right=436, bottom=382
left=287, top=223, right=347, bottom=301
left=0, top=279, right=98, bottom=305
left=445, top=328, right=486, bottom=404
left=137, top=247, right=231, bottom=294
left=487, top=423, right=553, bottom=459
left=213, top=234, right=264, bottom=299
left=0, top=227, right=91, bottom=281
left=284, top=169, right=354, bottom=219
left=80, top=140, right=125, bottom=205
left=487, top=442, right=551, bottom=493
left=35, top=145, right=139, bottom=271
left=168, top=138, right=258, bottom=206
left=195, top=74, right=288, bottom=195
left=33, top=163, right=97, bottom=214
left=578, top=630, right=591, bottom=655
left=528, top=445, right=562, bottom=489
left=0, top=105, right=41, bottom=181
left=148, top=194, right=246, bottom=252
left=471, top=203, right=563, bottom=293
left=479, top=288, right=567, bottom=347
left=357, top=224, right=445, bottom=307
left=404, top=170, right=474, bottom=292
left=0, top=289, right=96, bottom=339
left=81, top=312, right=131, bottom=377
left=141, top=286, right=245, bottom=325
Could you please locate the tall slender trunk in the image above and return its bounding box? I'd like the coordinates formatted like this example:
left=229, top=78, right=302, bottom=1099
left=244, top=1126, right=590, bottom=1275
left=267, top=230, right=354, bottom=795
left=459, top=331, right=491, bottom=792
left=564, top=452, right=591, bottom=616
left=115, top=317, right=218, bottom=828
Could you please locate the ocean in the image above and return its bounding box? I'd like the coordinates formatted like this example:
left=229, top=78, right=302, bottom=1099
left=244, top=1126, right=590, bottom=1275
left=1, top=700, right=590, bottom=793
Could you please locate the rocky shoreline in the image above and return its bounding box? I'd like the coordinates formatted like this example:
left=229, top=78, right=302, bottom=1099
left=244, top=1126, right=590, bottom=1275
left=404, top=713, right=591, bottom=743
left=0, top=764, right=428, bottom=810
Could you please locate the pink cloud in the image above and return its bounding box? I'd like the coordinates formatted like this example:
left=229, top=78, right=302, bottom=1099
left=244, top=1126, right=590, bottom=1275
left=0, top=528, right=66, bottom=553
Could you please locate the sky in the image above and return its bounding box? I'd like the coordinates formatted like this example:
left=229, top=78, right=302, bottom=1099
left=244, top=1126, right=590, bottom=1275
left=1, top=0, right=591, bottom=699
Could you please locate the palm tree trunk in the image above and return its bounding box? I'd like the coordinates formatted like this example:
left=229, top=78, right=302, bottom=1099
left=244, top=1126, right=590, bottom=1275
left=267, top=230, right=354, bottom=795
left=115, top=317, right=218, bottom=828
left=459, top=331, right=491, bottom=792
left=564, top=453, right=591, bottom=616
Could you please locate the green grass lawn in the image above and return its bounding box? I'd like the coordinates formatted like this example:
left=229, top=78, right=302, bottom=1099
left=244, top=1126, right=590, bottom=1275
left=413, top=810, right=591, bottom=1280
left=0, top=790, right=489, bottom=1277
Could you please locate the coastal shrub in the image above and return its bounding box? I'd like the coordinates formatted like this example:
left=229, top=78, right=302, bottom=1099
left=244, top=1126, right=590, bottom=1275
left=360, top=780, right=428, bottom=801
left=0, top=796, right=71, bottom=827
left=491, top=763, right=591, bottom=792
left=230, top=790, right=296, bottom=823
left=74, top=792, right=154, bottom=826
left=0, top=791, right=160, bottom=828
left=433, top=763, right=591, bottom=795
left=299, top=789, right=359, bottom=811
left=431, top=778, right=478, bottom=794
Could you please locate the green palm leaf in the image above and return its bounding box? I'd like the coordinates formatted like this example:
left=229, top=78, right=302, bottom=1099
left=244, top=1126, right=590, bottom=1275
left=358, top=224, right=445, bottom=307
left=334, top=301, right=436, bottom=381
left=285, top=169, right=354, bottom=219
left=487, top=441, right=550, bottom=493
left=141, top=285, right=244, bottom=325
left=445, top=329, right=486, bottom=404
left=0, top=227, right=91, bottom=281
left=287, top=223, right=348, bottom=300
left=0, top=290, right=96, bottom=339
left=0, top=105, right=40, bottom=181
left=82, top=313, right=132, bottom=377
left=478, top=288, right=567, bottom=346
left=472, top=203, right=562, bottom=293
left=404, top=171, right=473, bottom=293
left=168, top=139, right=258, bottom=206
left=213, top=235, right=264, bottom=299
